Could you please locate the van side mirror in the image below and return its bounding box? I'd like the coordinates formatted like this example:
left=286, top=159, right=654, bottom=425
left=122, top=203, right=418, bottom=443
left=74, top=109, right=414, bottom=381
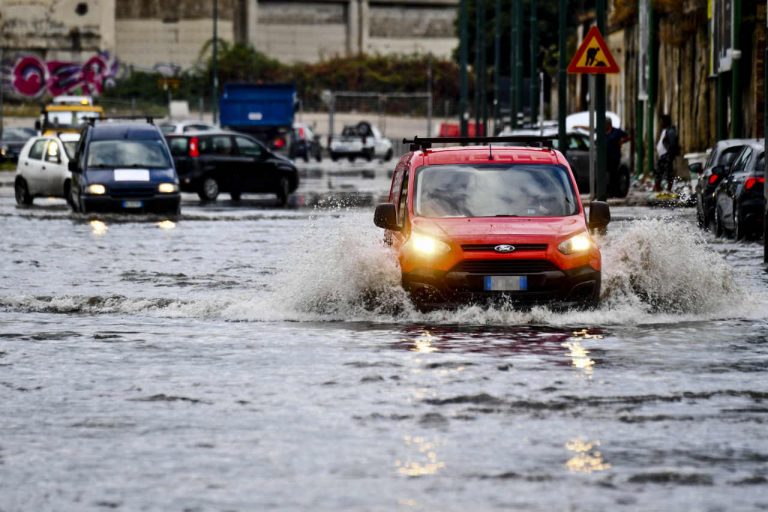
left=588, top=201, right=610, bottom=232
left=374, top=203, right=399, bottom=230
left=68, top=159, right=80, bottom=173
left=688, top=162, right=703, bottom=174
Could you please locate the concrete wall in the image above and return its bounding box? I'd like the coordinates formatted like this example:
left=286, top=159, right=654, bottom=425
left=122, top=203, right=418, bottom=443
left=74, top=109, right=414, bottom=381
left=1, top=0, right=458, bottom=70
left=115, top=18, right=234, bottom=70
left=1, top=0, right=115, bottom=57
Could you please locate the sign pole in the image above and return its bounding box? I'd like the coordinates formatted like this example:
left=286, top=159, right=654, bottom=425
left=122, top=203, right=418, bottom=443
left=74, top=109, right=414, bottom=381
left=589, top=75, right=596, bottom=201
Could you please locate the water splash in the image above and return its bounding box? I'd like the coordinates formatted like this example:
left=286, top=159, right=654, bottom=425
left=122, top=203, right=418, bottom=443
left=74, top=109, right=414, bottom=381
left=1, top=214, right=763, bottom=326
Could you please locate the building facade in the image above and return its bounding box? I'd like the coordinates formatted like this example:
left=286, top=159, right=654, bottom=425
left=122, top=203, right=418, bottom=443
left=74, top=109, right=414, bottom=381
left=0, top=0, right=458, bottom=74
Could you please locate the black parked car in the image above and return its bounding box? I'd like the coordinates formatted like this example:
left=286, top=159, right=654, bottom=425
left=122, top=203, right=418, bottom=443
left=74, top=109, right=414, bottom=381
left=1, top=127, right=36, bottom=163
left=166, top=130, right=299, bottom=205
left=691, top=138, right=758, bottom=229
left=68, top=118, right=181, bottom=214
left=712, top=140, right=765, bottom=240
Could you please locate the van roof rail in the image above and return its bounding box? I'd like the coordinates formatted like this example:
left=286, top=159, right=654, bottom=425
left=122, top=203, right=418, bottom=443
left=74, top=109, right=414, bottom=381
left=403, top=135, right=553, bottom=152
left=86, top=116, right=154, bottom=126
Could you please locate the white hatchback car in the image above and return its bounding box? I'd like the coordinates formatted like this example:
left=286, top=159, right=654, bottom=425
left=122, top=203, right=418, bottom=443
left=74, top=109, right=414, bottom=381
left=14, top=133, right=80, bottom=206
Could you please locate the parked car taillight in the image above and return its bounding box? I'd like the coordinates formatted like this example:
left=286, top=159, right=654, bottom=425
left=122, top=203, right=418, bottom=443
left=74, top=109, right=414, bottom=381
left=189, top=137, right=199, bottom=158
left=745, top=176, right=765, bottom=190
left=708, top=174, right=719, bottom=185
left=273, top=137, right=286, bottom=149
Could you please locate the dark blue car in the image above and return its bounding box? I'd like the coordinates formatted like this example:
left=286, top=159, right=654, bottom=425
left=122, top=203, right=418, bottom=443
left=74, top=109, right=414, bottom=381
left=68, top=119, right=181, bottom=214
left=713, top=140, right=765, bottom=240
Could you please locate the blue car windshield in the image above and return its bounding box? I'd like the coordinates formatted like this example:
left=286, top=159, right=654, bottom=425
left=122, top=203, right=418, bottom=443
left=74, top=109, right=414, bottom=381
left=87, top=139, right=172, bottom=168
left=415, top=164, right=578, bottom=218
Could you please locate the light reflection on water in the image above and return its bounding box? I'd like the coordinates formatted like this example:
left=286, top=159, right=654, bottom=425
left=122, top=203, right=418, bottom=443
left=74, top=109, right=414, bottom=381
left=565, top=438, right=612, bottom=474
left=89, top=219, right=108, bottom=236
left=396, top=435, right=446, bottom=477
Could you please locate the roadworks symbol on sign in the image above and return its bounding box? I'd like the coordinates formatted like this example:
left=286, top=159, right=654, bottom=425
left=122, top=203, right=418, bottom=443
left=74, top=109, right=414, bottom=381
left=567, top=26, right=619, bottom=74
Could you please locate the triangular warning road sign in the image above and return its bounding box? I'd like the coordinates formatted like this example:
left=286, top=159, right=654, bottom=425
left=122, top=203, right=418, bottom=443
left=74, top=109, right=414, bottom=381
left=567, top=26, right=620, bottom=74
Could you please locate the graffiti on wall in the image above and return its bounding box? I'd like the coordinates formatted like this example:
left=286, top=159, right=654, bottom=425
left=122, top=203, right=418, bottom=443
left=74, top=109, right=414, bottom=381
left=9, top=51, right=119, bottom=98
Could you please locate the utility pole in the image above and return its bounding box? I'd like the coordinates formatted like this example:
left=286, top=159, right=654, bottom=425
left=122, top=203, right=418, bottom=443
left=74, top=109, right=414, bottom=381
left=212, top=0, right=219, bottom=125
left=557, top=0, right=567, bottom=155
left=475, top=2, right=481, bottom=136
left=479, top=0, right=488, bottom=135
left=510, top=0, right=519, bottom=128
left=530, top=0, right=538, bottom=126
left=595, top=0, right=607, bottom=200
left=494, top=0, right=501, bottom=132
left=764, top=0, right=768, bottom=263
left=646, top=5, right=656, bottom=178
left=515, top=0, right=524, bottom=128
left=731, top=0, right=742, bottom=138
left=459, top=0, right=469, bottom=136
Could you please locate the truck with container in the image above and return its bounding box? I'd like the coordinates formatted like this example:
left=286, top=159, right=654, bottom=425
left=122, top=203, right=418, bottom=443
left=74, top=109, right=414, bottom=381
left=218, top=83, right=296, bottom=154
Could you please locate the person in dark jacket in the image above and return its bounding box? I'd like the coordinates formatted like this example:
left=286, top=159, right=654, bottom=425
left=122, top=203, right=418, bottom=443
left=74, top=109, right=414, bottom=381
left=655, top=114, right=680, bottom=192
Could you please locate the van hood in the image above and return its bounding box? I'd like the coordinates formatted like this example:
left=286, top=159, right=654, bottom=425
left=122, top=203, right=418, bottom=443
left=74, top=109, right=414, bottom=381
left=411, top=215, right=587, bottom=243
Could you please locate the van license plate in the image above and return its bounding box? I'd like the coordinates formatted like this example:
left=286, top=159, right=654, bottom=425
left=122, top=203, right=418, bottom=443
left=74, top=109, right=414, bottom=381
left=484, top=276, right=527, bottom=291
left=123, top=200, right=143, bottom=209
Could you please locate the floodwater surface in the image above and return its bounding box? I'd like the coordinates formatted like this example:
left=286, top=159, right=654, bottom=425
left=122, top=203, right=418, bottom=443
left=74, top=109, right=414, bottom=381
left=1, top=192, right=768, bottom=511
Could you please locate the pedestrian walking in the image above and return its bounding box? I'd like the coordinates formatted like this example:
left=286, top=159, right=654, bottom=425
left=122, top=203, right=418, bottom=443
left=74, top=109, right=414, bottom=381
left=605, top=118, right=629, bottom=196
left=655, top=114, right=680, bottom=192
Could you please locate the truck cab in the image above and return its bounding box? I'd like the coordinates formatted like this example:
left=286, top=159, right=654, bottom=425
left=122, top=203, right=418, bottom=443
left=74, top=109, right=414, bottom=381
left=37, top=96, right=104, bottom=135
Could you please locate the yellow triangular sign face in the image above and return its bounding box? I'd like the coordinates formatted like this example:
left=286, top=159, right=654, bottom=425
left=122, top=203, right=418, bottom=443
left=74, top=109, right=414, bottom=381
left=567, top=26, right=619, bottom=74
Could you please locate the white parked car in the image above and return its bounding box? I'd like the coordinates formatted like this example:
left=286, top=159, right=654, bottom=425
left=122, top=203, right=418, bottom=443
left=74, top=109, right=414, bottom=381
left=329, top=121, right=393, bottom=162
left=14, top=133, right=80, bottom=206
left=159, top=120, right=217, bottom=135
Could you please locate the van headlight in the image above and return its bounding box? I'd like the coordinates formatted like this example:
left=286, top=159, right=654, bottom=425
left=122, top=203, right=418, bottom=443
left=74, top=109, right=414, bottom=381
left=157, top=183, right=178, bottom=193
left=408, top=232, right=451, bottom=256
left=86, top=184, right=106, bottom=195
left=558, top=232, right=593, bottom=255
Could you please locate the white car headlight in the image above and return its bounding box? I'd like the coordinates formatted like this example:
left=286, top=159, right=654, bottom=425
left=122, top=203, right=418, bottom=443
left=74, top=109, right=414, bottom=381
left=157, top=183, right=178, bottom=193
left=558, top=232, right=593, bottom=255
left=408, top=232, right=451, bottom=256
left=86, top=184, right=106, bottom=195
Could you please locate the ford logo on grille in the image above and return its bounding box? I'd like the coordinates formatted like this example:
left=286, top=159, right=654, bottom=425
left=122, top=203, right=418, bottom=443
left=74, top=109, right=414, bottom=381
left=494, top=244, right=516, bottom=253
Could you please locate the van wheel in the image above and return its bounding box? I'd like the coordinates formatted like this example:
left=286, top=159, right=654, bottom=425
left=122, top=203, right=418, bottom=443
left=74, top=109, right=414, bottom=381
left=276, top=177, right=290, bottom=206
left=230, top=191, right=242, bottom=201
left=64, top=180, right=74, bottom=208
left=330, top=153, right=339, bottom=162
left=198, top=177, right=219, bottom=201
left=348, top=156, right=356, bottom=163
left=14, top=177, right=33, bottom=206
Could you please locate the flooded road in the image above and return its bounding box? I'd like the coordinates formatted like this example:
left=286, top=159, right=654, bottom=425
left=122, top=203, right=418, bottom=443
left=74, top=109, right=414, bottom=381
left=1, top=179, right=768, bottom=511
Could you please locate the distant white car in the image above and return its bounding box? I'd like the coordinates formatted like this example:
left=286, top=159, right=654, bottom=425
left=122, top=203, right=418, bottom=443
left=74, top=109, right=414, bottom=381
left=159, top=120, right=217, bottom=135
left=14, top=133, right=80, bottom=206
left=329, top=121, right=393, bottom=162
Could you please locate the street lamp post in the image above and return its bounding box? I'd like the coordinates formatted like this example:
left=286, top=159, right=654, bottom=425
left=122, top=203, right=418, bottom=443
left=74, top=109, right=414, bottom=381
left=212, top=0, right=219, bottom=125
left=459, top=0, right=469, bottom=136
left=557, top=0, right=567, bottom=155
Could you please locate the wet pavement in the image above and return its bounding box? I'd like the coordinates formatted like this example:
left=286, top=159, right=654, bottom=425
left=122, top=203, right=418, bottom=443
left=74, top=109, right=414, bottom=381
left=1, top=168, right=768, bottom=511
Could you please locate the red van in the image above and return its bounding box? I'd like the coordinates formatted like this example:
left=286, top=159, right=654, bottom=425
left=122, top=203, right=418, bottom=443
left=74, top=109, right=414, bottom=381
left=374, top=137, right=610, bottom=309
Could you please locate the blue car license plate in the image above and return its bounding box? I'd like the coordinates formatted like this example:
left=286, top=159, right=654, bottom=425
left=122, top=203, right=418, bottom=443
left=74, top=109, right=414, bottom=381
left=122, top=200, right=143, bottom=209
left=484, top=276, right=527, bottom=291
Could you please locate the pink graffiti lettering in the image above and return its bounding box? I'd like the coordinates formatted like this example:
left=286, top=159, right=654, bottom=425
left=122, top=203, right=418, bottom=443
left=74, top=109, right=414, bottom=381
left=11, top=52, right=118, bottom=98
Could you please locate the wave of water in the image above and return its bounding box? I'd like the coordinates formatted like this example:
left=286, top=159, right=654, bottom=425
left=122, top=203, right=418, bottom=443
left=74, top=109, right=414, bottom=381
left=2, top=214, right=764, bottom=326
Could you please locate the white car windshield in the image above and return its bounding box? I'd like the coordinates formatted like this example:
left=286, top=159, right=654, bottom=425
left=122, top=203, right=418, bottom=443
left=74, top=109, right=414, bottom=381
left=86, top=140, right=172, bottom=168
left=415, top=164, right=578, bottom=218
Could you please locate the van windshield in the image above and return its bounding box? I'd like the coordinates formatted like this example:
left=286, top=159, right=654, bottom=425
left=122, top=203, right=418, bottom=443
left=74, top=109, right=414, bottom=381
left=86, top=140, right=172, bottom=168
left=415, top=164, right=578, bottom=218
